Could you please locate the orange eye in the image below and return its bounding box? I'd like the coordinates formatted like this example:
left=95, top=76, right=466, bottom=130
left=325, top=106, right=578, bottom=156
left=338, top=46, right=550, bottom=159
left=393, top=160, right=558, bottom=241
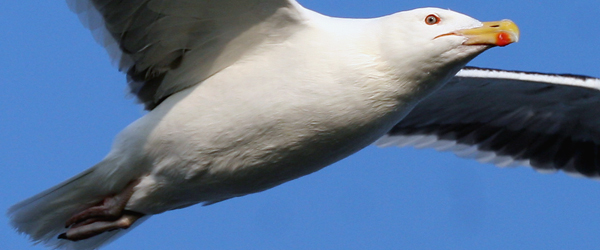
left=425, top=14, right=440, bottom=25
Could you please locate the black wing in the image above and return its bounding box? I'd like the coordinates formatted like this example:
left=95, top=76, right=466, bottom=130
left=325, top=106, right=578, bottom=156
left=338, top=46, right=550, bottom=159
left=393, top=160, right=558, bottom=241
left=67, top=0, right=304, bottom=109
left=377, top=67, right=600, bottom=178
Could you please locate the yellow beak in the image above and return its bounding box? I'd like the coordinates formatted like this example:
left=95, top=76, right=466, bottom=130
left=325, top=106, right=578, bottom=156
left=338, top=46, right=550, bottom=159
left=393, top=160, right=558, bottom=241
left=437, top=20, right=520, bottom=47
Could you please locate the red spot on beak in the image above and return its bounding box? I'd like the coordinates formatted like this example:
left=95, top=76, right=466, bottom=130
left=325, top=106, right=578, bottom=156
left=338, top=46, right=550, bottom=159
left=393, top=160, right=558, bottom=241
left=496, top=32, right=513, bottom=47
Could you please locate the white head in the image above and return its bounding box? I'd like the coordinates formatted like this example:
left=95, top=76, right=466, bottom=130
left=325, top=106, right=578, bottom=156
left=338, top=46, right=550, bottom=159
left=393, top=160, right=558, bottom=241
left=375, top=7, right=519, bottom=88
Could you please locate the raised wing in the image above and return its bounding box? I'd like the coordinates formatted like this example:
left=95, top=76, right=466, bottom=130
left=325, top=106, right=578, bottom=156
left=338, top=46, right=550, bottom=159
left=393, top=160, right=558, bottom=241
left=377, top=67, right=600, bottom=178
left=67, top=0, right=305, bottom=109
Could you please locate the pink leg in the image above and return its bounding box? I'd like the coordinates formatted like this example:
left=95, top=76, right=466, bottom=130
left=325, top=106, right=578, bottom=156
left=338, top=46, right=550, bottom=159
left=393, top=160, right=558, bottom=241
left=65, top=180, right=140, bottom=228
left=59, top=180, right=145, bottom=241
left=59, top=211, right=143, bottom=241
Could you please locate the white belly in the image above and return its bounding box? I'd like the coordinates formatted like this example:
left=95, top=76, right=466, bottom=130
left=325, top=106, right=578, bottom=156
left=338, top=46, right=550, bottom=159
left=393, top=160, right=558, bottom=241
left=111, top=43, right=433, bottom=214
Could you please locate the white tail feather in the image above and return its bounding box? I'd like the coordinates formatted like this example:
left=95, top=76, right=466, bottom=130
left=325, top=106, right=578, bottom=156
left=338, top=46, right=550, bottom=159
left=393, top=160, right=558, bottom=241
left=7, top=162, right=149, bottom=250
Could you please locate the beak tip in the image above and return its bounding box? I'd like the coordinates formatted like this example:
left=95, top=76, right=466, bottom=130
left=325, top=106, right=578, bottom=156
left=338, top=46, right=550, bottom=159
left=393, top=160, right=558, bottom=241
left=496, top=32, right=517, bottom=46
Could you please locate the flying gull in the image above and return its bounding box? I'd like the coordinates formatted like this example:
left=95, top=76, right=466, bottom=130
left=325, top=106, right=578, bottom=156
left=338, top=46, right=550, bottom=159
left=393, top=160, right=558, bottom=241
left=7, top=0, right=598, bottom=249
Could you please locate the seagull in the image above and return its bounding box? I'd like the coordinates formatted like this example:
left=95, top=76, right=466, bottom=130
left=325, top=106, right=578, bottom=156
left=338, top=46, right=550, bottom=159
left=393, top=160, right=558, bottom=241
left=7, top=0, right=598, bottom=249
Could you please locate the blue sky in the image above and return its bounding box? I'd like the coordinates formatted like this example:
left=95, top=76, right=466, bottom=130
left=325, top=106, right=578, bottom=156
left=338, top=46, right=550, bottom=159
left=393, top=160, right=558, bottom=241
left=2, top=0, right=599, bottom=249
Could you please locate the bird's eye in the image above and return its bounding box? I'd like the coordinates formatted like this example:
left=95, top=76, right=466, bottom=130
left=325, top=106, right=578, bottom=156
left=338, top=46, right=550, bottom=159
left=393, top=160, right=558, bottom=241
left=425, top=14, right=440, bottom=25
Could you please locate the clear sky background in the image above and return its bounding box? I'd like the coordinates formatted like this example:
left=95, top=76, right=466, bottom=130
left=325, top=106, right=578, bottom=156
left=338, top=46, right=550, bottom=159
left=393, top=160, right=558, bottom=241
left=2, top=1, right=600, bottom=249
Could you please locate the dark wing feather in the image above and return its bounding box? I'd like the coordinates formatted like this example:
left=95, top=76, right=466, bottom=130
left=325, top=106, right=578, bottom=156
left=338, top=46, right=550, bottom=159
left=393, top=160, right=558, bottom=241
left=377, top=67, right=600, bottom=178
left=66, top=0, right=304, bottom=109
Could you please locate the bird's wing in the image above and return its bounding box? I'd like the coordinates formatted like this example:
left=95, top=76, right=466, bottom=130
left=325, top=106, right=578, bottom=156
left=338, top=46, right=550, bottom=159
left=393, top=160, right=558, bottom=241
left=376, top=66, right=600, bottom=178
left=67, top=0, right=306, bottom=109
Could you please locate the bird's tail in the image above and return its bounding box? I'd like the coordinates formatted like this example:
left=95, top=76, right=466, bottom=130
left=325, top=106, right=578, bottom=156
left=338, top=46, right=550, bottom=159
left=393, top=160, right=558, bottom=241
left=7, top=162, right=150, bottom=250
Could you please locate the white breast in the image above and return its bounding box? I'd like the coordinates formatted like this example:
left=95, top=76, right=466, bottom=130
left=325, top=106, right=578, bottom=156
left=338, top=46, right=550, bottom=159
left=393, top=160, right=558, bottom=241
left=111, top=21, right=424, bottom=213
